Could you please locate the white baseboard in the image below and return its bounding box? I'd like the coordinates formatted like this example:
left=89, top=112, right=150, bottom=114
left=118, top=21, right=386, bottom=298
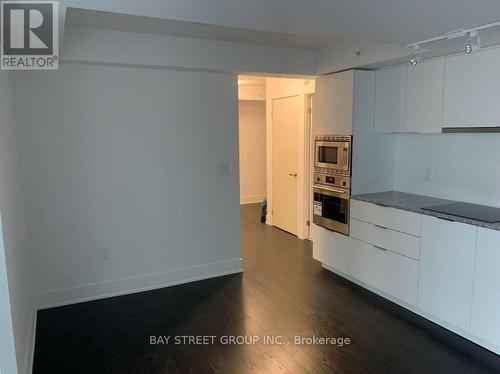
left=240, top=195, right=265, bottom=205
left=37, top=258, right=243, bottom=310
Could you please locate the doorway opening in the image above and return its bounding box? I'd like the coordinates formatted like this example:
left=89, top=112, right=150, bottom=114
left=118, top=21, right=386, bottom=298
left=238, top=75, right=315, bottom=240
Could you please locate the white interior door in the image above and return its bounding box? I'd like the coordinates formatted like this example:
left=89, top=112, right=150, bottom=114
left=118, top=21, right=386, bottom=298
left=272, top=96, right=299, bottom=235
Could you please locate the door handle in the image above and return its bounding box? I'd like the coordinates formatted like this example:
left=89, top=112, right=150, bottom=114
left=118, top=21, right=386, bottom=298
left=288, top=173, right=298, bottom=177
left=329, top=188, right=346, bottom=194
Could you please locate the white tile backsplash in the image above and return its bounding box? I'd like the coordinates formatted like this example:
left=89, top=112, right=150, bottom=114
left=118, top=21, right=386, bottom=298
left=394, top=133, right=500, bottom=208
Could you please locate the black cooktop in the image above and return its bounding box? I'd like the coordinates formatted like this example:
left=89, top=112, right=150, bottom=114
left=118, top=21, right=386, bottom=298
left=422, top=202, right=500, bottom=223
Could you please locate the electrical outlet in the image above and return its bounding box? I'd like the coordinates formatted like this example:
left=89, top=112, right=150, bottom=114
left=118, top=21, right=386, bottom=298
left=99, top=246, right=111, bottom=261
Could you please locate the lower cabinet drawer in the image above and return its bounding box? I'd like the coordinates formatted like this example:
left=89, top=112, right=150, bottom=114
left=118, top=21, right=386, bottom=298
left=350, top=200, right=422, bottom=236
left=350, top=218, right=421, bottom=260
left=350, top=238, right=419, bottom=306
left=312, top=224, right=351, bottom=275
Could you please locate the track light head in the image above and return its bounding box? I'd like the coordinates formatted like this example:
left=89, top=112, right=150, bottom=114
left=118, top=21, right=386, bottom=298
left=465, top=31, right=480, bottom=54
left=464, top=42, right=472, bottom=54
left=409, top=45, right=422, bottom=66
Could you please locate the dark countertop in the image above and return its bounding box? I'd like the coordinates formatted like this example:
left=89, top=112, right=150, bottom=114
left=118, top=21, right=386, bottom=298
left=351, top=191, right=500, bottom=231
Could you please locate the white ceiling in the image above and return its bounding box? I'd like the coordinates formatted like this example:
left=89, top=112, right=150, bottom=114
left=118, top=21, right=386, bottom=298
left=61, top=1, right=500, bottom=73
left=62, top=0, right=500, bottom=46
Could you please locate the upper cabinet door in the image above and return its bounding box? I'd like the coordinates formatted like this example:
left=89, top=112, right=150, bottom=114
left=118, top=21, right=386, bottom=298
left=374, top=66, right=406, bottom=133
left=405, top=59, right=445, bottom=133
left=470, top=228, right=500, bottom=349
left=314, top=71, right=354, bottom=135
left=443, top=48, right=500, bottom=128
left=418, top=215, right=477, bottom=331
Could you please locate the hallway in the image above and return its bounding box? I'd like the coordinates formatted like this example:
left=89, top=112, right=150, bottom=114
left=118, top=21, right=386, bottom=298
left=33, top=204, right=499, bottom=373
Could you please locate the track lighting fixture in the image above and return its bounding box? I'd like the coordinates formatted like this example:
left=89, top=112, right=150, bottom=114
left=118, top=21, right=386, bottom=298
left=409, top=45, right=422, bottom=66
left=406, top=20, right=497, bottom=60
left=464, top=31, right=480, bottom=54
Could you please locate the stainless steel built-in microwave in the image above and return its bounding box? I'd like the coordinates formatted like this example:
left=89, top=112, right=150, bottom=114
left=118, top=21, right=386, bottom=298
left=314, top=135, right=351, bottom=174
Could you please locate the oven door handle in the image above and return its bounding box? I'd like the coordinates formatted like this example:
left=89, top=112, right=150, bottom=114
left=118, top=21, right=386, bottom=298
left=313, top=185, right=350, bottom=199
left=327, top=188, right=346, bottom=194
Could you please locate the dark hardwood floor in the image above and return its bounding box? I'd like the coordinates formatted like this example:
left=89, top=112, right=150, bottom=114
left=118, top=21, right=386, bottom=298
left=33, top=204, right=500, bottom=373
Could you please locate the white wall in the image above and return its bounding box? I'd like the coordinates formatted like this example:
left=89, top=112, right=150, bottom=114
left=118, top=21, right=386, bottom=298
left=60, top=12, right=411, bottom=78
left=59, top=0, right=500, bottom=47
left=238, top=84, right=266, bottom=101
left=12, top=64, right=242, bottom=308
left=62, top=26, right=317, bottom=76
left=239, top=101, right=267, bottom=204
left=0, top=218, right=18, bottom=374
left=316, top=40, right=409, bottom=74
left=0, top=72, right=33, bottom=374
left=394, top=134, right=500, bottom=207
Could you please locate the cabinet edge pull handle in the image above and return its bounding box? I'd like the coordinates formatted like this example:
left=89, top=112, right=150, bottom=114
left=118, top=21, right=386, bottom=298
left=436, top=216, right=456, bottom=223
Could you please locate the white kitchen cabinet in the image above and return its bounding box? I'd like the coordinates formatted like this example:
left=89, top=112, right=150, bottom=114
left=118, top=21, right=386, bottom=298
left=405, top=59, right=445, bottom=133
left=350, top=238, right=419, bottom=305
left=374, top=66, right=406, bottom=133
left=312, top=224, right=351, bottom=274
left=418, top=215, right=477, bottom=330
left=470, top=228, right=500, bottom=348
left=314, top=71, right=354, bottom=135
left=443, top=47, right=500, bottom=128
left=350, top=200, right=422, bottom=237
left=350, top=218, right=421, bottom=260
left=315, top=70, right=394, bottom=195
left=350, top=238, right=377, bottom=287
left=374, top=59, right=444, bottom=134
left=377, top=247, right=419, bottom=306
